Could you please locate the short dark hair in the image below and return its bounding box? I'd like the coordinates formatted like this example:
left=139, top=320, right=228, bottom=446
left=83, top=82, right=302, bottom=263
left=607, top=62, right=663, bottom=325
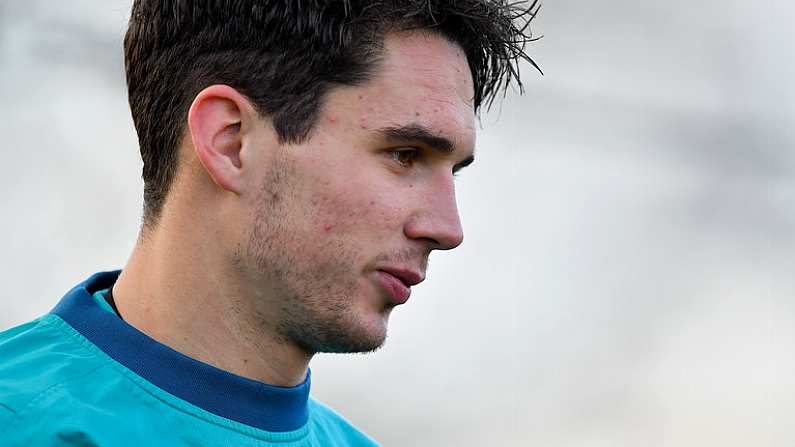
left=124, top=0, right=541, bottom=228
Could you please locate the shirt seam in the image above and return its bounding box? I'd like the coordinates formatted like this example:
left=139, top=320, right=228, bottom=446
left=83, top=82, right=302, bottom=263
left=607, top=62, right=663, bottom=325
left=0, top=362, right=111, bottom=441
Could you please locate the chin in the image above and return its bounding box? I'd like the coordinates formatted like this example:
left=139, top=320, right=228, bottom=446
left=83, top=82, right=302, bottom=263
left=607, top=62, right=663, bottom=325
left=331, top=309, right=392, bottom=354
left=304, top=307, right=392, bottom=354
left=277, top=280, right=396, bottom=354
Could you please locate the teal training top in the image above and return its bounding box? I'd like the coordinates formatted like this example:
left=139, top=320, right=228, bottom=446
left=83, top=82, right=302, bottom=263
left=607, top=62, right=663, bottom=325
left=0, top=271, right=379, bottom=446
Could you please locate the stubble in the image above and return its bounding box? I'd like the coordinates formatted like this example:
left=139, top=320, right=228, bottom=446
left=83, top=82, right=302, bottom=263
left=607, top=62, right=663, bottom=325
left=243, top=153, right=390, bottom=355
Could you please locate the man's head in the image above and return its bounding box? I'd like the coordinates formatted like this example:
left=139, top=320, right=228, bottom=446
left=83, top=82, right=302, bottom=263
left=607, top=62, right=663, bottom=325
left=123, top=1, right=539, bottom=355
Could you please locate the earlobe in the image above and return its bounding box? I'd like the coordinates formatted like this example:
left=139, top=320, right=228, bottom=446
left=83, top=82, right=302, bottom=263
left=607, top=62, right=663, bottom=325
left=188, top=85, right=252, bottom=194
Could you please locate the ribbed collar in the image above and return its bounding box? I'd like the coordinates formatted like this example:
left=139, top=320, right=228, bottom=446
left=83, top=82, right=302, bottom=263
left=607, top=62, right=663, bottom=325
left=51, top=270, right=310, bottom=432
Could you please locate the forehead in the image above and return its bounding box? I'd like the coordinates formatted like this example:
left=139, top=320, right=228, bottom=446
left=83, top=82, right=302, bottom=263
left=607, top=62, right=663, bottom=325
left=321, top=31, right=476, bottom=152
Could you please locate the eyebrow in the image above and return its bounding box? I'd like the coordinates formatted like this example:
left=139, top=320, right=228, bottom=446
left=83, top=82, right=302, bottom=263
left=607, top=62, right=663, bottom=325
left=377, top=123, right=475, bottom=173
left=378, top=124, right=455, bottom=153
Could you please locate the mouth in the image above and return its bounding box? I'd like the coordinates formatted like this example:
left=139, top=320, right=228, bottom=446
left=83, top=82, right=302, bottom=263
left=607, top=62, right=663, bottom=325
left=374, top=268, right=425, bottom=305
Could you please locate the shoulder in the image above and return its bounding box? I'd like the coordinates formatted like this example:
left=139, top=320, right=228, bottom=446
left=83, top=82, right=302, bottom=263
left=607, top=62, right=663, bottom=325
left=307, top=397, right=380, bottom=446
left=0, top=315, right=108, bottom=411
left=0, top=315, right=113, bottom=441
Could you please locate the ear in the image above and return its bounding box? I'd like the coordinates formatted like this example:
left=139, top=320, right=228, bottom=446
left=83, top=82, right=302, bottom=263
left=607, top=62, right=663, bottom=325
left=187, top=85, right=254, bottom=194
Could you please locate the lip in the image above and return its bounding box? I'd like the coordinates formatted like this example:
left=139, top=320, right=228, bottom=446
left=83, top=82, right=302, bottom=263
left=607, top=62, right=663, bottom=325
left=380, top=268, right=424, bottom=287
left=374, top=268, right=425, bottom=305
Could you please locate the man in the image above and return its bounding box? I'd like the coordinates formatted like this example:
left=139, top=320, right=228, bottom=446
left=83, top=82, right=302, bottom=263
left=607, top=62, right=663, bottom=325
left=0, top=1, right=539, bottom=445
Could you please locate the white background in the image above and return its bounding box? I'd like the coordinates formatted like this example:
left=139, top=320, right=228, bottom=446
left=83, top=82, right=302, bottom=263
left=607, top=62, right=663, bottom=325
left=1, top=1, right=793, bottom=445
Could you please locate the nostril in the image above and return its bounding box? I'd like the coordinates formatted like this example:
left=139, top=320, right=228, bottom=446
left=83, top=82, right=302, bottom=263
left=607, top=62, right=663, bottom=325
left=420, top=236, right=440, bottom=247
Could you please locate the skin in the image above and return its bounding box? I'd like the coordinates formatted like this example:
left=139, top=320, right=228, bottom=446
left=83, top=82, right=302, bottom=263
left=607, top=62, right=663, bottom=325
left=112, top=31, right=476, bottom=387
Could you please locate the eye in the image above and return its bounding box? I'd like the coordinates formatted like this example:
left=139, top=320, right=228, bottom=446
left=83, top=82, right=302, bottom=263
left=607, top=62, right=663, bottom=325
left=388, top=149, right=419, bottom=168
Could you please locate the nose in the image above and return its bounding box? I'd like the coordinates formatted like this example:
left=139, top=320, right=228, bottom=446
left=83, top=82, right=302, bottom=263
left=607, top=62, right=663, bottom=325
left=403, top=175, right=464, bottom=251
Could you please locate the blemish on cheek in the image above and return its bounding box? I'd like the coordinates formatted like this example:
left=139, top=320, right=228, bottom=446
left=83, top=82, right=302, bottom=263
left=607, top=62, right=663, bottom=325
left=323, top=223, right=333, bottom=232
left=415, top=112, right=421, bottom=117
left=327, top=116, right=338, bottom=124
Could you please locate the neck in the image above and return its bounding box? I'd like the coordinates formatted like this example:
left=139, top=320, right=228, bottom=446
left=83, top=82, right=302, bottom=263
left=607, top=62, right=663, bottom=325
left=112, top=213, right=311, bottom=387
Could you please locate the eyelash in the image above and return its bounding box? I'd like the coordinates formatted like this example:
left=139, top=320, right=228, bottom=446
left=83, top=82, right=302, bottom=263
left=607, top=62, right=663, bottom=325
left=389, top=149, right=420, bottom=168
left=388, top=148, right=466, bottom=178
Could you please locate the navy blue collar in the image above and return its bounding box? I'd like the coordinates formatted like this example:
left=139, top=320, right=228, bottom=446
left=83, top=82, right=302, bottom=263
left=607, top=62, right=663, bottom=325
left=51, top=270, right=310, bottom=432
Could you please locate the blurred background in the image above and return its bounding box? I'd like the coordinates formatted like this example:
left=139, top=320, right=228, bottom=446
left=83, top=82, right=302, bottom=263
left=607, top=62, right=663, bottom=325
left=1, top=1, right=792, bottom=445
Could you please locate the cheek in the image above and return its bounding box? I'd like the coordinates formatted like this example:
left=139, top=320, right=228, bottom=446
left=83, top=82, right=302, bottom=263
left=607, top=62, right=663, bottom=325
left=309, top=180, right=405, bottom=239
